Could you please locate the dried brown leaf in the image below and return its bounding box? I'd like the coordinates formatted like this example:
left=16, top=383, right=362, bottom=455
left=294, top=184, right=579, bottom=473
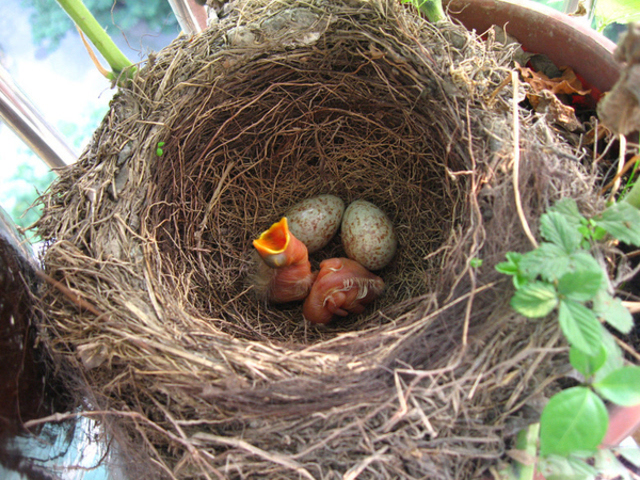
left=517, top=63, right=591, bottom=97
left=530, top=90, right=582, bottom=132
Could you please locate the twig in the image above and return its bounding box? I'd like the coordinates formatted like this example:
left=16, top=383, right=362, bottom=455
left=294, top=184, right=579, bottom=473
left=622, top=301, right=640, bottom=314
left=487, top=74, right=511, bottom=106
left=35, top=269, right=104, bottom=318
left=600, top=153, right=640, bottom=196
left=343, top=447, right=389, bottom=480
left=511, top=70, right=538, bottom=249
left=614, top=258, right=640, bottom=288
left=462, top=265, right=476, bottom=347
left=613, top=335, right=640, bottom=362
left=76, top=26, right=111, bottom=79
left=608, top=134, right=627, bottom=200
left=192, top=433, right=315, bottom=480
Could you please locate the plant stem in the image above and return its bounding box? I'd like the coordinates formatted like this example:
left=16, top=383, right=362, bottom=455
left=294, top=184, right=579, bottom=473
left=515, top=423, right=540, bottom=480
left=417, top=0, right=447, bottom=23
left=55, top=0, right=134, bottom=79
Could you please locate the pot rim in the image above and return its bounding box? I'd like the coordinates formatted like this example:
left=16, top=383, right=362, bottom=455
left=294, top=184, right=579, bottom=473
left=446, top=0, right=620, bottom=96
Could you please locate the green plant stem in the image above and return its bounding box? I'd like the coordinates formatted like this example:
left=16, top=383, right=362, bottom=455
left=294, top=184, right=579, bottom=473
left=418, top=0, right=447, bottom=23
left=515, top=423, right=540, bottom=480
left=55, top=0, right=134, bottom=79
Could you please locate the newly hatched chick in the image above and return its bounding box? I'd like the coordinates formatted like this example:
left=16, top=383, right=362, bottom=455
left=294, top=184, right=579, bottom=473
left=252, top=217, right=317, bottom=303
left=303, top=257, right=384, bottom=324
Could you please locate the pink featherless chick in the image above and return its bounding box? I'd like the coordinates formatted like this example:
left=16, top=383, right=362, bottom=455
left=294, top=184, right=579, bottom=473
left=252, top=217, right=317, bottom=303
left=303, top=257, right=384, bottom=325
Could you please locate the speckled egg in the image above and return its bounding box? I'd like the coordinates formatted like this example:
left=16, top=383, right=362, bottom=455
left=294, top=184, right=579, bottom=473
left=285, top=195, right=345, bottom=253
left=341, top=200, right=397, bottom=270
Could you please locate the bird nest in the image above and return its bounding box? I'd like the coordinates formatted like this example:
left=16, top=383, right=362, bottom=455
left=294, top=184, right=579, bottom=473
left=34, top=0, right=603, bottom=478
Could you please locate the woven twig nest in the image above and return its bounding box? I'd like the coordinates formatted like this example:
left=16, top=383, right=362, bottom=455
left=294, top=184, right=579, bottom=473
left=35, top=0, right=602, bottom=478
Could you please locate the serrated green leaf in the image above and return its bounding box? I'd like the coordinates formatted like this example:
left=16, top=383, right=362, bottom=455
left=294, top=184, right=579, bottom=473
left=577, top=225, right=591, bottom=240
left=519, top=243, right=571, bottom=281
left=510, top=281, right=558, bottom=318
left=513, top=273, right=530, bottom=289
left=558, top=300, right=603, bottom=356
left=495, top=252, right=523, bottom=273
left=595, top=202, right=640, bottom=246
left=557, top=269, right=603, bottom=302
left=567, top=251, right=603, bottom=276
left=548, top=198, right=583, bottom=222
left=594, top=366, right=640, bottom=406
left=496, top=252, right=529, bottom=288
left=540, top=211, right=583, bottom=253
left=592, top=226, right=607, bottom=241
left=540, top=387, right=608, bottom=457
left=519, top=247, right=601, bottom=284
left=495, top=262, right=514, bottom=274
left=592, top=290, right=634, bottom=334
left=593, top=329, right=625, bottom=383
left=569, top=344, right=607, bottom=378
left=538, top=455, right=598, bottom=480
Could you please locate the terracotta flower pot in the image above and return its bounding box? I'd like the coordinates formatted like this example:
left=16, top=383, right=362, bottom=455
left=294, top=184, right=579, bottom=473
left=446, top=0, right=620, bottom=96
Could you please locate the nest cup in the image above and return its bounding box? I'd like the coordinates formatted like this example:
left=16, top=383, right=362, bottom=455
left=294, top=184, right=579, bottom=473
left=35, top=0, right=601, bottom=477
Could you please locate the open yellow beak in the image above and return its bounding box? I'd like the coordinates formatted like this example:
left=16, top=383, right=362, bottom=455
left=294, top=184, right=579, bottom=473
left=253, top=218, right=291, bottom=268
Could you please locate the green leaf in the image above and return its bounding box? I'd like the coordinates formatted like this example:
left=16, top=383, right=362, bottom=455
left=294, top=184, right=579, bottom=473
left=496, top=252, right=530, bottom=288
left=510, top=281, right=558, bottom=318
left=548, top=198, right=584, bottom=226
left=594, top=366, right=640, bottom=406
left=495, top=252, right=522, bottom=276
left=558, top=300, right=603, bottom=356
left=557, top=269, right=603, bottom=302
left=513, top=274, right=530, bottom=289
left=567, top=251, right=604, bottom=277
left=592, top=226, right=607, bottom=241
left=538, top=454, right=597, bottom=480
left=577, top=225, right=591, bottom=241
left=569, top=344, right=607, bottom=378
left=593, top=329, right=625, bottom=383
left=539, top=387, right=608, bottom=457
left=519, top=243, right=571, bottom=281
left=540, top=211, right=583, bottom=253
left=595, top=202, right=640, bottom=246
left=518, top=247, right=601, bottom=284
left=469, top=258, right=483, bottom=268
left=592, top=290, right=634, bottom=334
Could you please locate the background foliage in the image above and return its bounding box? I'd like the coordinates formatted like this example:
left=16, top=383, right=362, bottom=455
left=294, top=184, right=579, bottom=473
left=24, top=0, right=179, bottom=51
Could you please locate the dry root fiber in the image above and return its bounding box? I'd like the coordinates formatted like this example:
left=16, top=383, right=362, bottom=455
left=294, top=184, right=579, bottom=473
left=35, top=0, right=602, bottom=478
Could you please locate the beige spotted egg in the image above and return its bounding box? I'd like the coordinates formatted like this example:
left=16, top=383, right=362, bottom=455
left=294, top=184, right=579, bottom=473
left=285, top=195, right=345, bottom=253
left=341, top=200, right=397, bottom=270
